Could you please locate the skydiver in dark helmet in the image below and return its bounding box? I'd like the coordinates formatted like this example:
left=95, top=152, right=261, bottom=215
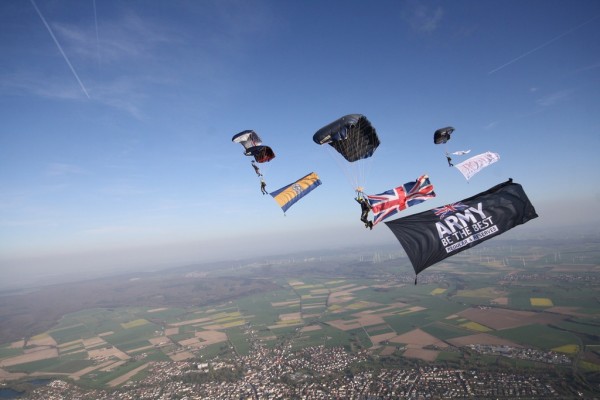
left=446, top=152, right=453, bottom=167
left=355, top=191, right=373, bottom=230
left=260, top=177, right=268, bottom=195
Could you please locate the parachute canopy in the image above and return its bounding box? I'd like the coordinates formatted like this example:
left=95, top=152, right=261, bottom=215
left=433, top=126, right=454, bottom=144
left=232, top=130, right=275, bottom=163
left=313, top=114, right=380, bottom=162
left=249, top=145, right=275, bottom=163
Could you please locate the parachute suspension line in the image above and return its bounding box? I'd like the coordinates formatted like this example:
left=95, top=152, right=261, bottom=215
left=344, top=118, right=373, bottom=193
left=323, top=145, right=357, bottom=193
left=356, top=118, right=375, bottom=193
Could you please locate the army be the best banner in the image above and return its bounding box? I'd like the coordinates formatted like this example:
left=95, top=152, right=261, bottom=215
left=384, top=179, right=538, bottom=278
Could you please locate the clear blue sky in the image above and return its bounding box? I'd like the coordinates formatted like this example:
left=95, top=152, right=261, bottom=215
left=1, top=0, right=599, bottom=287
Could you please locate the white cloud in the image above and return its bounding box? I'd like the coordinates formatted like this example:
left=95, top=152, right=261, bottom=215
left=536, top=90, right=571, bottom=107
left=484, top=121, right=499, bottom=130
left=46, top=162, right=87, bottom=176
left=402, top=2, right=444, bottom=33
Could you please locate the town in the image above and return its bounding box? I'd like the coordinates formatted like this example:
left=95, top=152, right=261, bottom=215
left=24, top=344, right=570, bottom=399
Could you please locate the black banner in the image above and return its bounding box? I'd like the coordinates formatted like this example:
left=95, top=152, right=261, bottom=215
left=385, top=179, right=538, bottom=276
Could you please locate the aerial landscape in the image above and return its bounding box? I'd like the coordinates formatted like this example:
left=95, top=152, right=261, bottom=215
left=1, top=233, right=599, bottom=398
left=1, top=0, right=600, bottom=399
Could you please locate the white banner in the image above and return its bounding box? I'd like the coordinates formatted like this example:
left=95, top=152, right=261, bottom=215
left=455, top=151, right=500, bottom=180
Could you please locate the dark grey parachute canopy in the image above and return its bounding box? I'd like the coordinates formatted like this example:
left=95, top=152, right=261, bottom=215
left=313, top=114, right=380, bottom=162
left=433, top=126, right=454, bottom=145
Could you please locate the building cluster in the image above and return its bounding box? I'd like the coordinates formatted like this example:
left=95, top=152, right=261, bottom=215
left=23, top=345, right=567, bottom=399
left=501, top=272, right=598, bottom=283
left=467, top=344, right=572, bottom=365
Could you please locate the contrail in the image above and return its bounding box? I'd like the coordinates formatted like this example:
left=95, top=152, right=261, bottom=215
left=489, top=14, right=600, bottom=75
left=30, top=0, right=90, bottom=98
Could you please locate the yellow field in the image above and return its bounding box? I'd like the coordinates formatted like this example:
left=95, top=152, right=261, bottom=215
left=457, top=287, right=502, bottom=298
left=431, top=288, right=447, bottom=295
left=30, top=333, right=50, bottom=341
left=213, top=312, right=241, bottom=323
left=552, top=344, right=579, bottom=354
left=347, top=301, right=371, bottom=310
left=295, top=284, right=322, bottom=290
left=530, top=298, right=554, bottom=306
left=460, top=321, right=492, bottom=332
left=580, top=360, right=600, bottom=372
left=221, top=320, right=245, bottom=328
left=121, top=319, right=149, bottom=329
left=276, top=319, right=302, bottom=326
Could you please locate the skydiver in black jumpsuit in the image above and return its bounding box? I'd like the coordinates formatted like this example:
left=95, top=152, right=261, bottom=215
left=355, top=195, right=373, bottom=230
left=260, top=178, right=268, bottom=195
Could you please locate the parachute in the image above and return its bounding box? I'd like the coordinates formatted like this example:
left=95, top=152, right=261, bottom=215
left=454, top=151, right=500, bottom=181
left=313, top=114, right=380, bottom=191
left=232, top=130, right=275, bottom=163
left=313, top=114, right=380, bottom=162
left=433, top=126, right=471, bottom=167
left=433, top=126, right=454, bottom=144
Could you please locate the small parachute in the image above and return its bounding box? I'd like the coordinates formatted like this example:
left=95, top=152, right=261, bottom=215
left=313, top=114, right=380, bottom=162
left=232, top=130, right=275, bottom=163
left=433, top=126, right=454, bottom=145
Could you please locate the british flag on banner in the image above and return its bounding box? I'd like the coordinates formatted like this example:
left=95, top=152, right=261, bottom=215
left=366, top=175, right=436, bottom=226
left=433, top=202, right=469, bottom=219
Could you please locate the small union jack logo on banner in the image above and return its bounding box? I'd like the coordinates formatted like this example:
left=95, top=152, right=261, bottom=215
left=433, top=202, right=469, bottom=219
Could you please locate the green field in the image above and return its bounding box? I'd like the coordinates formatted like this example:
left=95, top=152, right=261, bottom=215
left=493, top=324, right=580, bottom=350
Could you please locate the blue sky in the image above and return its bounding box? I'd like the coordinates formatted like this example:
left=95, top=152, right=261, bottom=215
left=1, top=0, right=599, bottom=287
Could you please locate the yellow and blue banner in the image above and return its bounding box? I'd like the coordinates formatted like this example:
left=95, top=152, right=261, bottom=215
left=270, top=172, right=322, bottom=213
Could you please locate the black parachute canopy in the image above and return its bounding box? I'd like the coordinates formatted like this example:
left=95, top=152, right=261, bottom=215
left=385, top=179, right=538, bottom=277
left=313, top=114, right=380, bottom=162
left=433, top=126, right=454, bottom=144
left=249, top=145, right=275, bottom=163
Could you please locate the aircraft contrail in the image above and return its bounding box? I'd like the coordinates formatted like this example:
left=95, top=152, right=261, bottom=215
left=30, top=0, right=90, bottom=98
left=488, top=14, right=600, bottom=75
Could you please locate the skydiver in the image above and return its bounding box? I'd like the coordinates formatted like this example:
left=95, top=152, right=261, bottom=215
left=260, top=178, right=268, bottom=195
left=355, top=193, right=373, bottom=230
left=446, top=153, right=453, bottom=167
left=251, top=160, right=262, bottom=176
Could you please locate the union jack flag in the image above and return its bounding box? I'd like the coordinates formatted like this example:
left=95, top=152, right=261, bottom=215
left=366, top=175, right=436, bottom=226
left=433, top=202, right=469, bottom=219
